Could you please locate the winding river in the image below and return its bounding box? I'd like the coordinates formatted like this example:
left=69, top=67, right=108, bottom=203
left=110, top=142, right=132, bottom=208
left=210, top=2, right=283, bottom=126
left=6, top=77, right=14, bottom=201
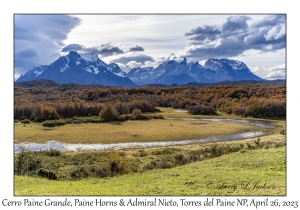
left=14, top=117, right=274, bottom=153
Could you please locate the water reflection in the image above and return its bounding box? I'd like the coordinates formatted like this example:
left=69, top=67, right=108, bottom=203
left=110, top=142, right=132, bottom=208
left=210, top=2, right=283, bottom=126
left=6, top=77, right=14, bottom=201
left=174, top=109, right=188, bottom=113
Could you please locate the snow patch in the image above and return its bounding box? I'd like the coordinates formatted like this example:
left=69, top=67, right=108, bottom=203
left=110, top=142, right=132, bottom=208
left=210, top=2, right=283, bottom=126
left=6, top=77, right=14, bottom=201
left=84, top=67, right=93, bottom=73
left=60, top=66, right=69, bottom=72
left=94, top=67, right=99, bottom=74
left=87, top=65, right=100, bottom=74
left=66, top=56, right=70, bottom=64
left=60, top=56, right=70, bottom=72
left=228, top=60, right=244, bottom=70
left=114, top=72, right=126, bottom=77
left=34, top=70, right=44, bottom=77
left=76, top=61, right=81, bottom=65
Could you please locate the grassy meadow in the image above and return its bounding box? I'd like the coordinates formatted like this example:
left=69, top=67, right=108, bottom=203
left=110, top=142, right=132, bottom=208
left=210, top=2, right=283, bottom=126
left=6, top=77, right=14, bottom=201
left=14, top=107, right=284, bottom=144
left=14, top=107, right=286, bottom=196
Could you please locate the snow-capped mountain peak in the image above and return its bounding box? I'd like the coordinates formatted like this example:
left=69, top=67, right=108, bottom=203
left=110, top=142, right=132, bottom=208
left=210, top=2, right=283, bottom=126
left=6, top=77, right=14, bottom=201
left=16, top=51, right=136, bottom=87
left=127, top=58, right=263, bottom=85
left=205, top=58, right=247, bottom=71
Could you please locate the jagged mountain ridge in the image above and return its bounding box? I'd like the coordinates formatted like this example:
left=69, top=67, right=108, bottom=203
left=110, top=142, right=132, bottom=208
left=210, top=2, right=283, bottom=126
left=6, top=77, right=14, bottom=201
left=16, top=51, right=263, bottom=86
left=16, top=51, right=136, bottom=87
left=128, top=58, right=263, bottom=85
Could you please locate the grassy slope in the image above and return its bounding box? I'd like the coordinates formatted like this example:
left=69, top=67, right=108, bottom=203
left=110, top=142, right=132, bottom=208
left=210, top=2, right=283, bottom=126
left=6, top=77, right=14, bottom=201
left=15, top=146, right=286, bottom=196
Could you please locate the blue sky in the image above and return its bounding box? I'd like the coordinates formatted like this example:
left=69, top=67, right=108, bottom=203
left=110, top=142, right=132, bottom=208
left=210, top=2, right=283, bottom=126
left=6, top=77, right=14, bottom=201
left=14, top=14, right=286, bottom=80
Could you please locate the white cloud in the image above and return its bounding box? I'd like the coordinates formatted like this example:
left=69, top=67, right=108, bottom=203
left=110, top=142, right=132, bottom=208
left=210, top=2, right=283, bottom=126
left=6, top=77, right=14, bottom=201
left=126, top=61, right=143, bottom=69
left=249, top=63, right=285, bottom=80
left=264, top=25, right=285, bottom=41
left=249, top=66, right=260, bottom=73
left=107, top=51, right=154, bottom=64
left=265, top=71, right=285, bottom=79
left=265, top=63, right=286, bottom=79
left=115, top=63, right=130, bottom=73
left=269, top=63, right=285, bottom=71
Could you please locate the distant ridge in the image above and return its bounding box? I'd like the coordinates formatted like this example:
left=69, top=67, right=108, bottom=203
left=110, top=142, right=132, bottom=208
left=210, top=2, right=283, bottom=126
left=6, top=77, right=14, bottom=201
left=181, top=79, right=286, bottom=87
left=15, top=79, right=285, bottom=88
left=14, top=79, right=61, bottom=88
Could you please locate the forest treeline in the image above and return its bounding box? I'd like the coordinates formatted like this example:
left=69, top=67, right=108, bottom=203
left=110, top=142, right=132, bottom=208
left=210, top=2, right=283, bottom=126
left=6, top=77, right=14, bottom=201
left=14, top=82, right=286, bottom=121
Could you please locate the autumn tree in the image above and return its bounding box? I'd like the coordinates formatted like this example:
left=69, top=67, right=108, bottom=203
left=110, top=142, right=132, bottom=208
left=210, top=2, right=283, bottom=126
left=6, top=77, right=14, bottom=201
left=99, top=105, right=117, bottom=121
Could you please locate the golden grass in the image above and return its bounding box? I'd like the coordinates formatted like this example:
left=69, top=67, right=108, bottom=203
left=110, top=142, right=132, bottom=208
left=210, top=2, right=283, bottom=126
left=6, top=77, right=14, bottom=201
left=14, top=107, right=285, bottom=144
left=15, top=119, right=262, bottom=144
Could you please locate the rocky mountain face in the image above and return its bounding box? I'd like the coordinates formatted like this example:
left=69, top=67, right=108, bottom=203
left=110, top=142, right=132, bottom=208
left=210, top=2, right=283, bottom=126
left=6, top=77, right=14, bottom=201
left=16, top=51, right=136, bottom=87
left=128, top=58, right=263, bottom=85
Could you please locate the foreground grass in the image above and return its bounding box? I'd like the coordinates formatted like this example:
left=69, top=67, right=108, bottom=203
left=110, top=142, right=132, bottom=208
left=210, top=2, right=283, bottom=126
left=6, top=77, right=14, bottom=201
left=15, top=146, right=285, bottom=196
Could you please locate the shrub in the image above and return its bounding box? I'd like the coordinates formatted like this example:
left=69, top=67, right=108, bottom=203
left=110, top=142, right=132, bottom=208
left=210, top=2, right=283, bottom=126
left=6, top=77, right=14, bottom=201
left=188, top=104, right=216, bottom=115
left=132, top=109, right=142, bottom=117
left=72, top=119, right=83, bottom=124
left=152, top=114, right=164, bottom=119
left=99, top=105, right=118, bottom=121
left=133, top=150, right=148, bottom=157
left=44, top=149, right=61, bottom=157
left=107, top=151, right=131, bottom=176
left=151, top=148, right=181, bottom=155
left=135, top=114, right=149, bottom=120
left=254, top=138, right=262, bottom=148
left=69, top=167, right=89, bottom=179
left=20, top=119, right=31, bottom=124
left=159, top=159, right=172, bottom=169
left=174, top=153, right=194, bottom=165
left=42, top=120, right=66, bottom=127
left=14, top=147, right=42, bottom=175
left=42, top=106, right=60, bottom=120
left=37, top=168, right=58, bottom=180
left=280, top=130, right=286, bottom=135
left=120, top=114, right=130, bottom=121
left=174, top=154, right=185, bottom=165
left=143, top=161, right=156, bottom=170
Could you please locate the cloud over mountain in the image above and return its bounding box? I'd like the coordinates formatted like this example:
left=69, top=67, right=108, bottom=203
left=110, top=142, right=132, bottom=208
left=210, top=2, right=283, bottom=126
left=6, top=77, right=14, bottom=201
left=14, top=15, right=81, bottom=77
left=109, top=52, right=154, bottom=64
left=128, top=45, right=144, bottom=52
left=62, top=43, right=124, bottom=56
left=61, top=44, right=83, bottom=52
